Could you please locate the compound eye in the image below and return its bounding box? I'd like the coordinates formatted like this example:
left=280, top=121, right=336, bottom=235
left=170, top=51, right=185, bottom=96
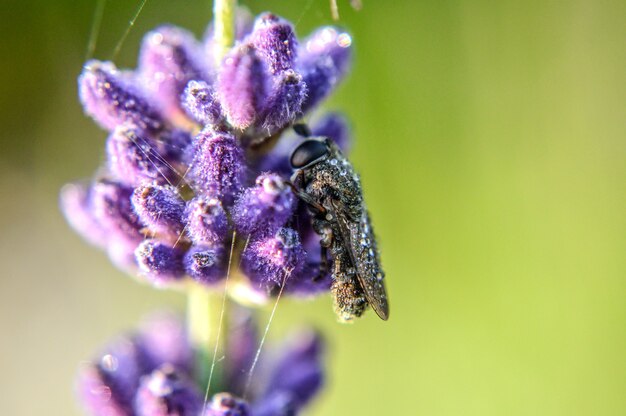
left=290, top=139, right=329, bottom=169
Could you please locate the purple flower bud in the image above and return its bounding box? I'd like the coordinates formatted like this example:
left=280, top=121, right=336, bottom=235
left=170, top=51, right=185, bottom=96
left=231, top=173, right=296, bottom=237
left=78, top=365, right=130, bottom=416
left=137, top=312, right=193, bottom=375
left=312, top=112, right=351, bottom=153
left=298, top=27, right=352, bottom=113
left=135, top=365, right=202, bottom=416
left=185, top=197, right=229, bottom=245
left=204, top=393, right=250, bottom=416
left=132, top=185, right=185, bottom=240
left=265, top=330, right=324, bottom=407
left=217, top=46, right=268, bottom=130
left=78, top=336, right=145, bottom=415
left=91, top=180, right=143, bottom=243
left=250, top=13, right=298, bottom=74
left=241, top=228, right=306, bottom=290
left=107, top=127, right=189, bottom=187
left=135, top=240, right=185, bottom=286
left=252, top=392, right=297, bottom=416
left=79, top=60, right=164, bottom=132
left=183, top=245, right=226, bottom=285
left=60, top=182, right=107, bottom=248
left=189, top=130, right=246, bottom=206
left=182, top=80, right=223, bottom=126
left=107, top=127, right=169, bottom=187
left=258, top=70, right=306, bottom=134
left=138, top=26, right=209, bottom=122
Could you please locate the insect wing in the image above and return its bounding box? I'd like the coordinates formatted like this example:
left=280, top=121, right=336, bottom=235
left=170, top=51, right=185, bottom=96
left=331, top=199, right=389, bottom=320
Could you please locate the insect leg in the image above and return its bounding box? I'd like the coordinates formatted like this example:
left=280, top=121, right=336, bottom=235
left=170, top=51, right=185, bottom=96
left=314, top=244, right=329, bottom=282
left=287, top=171, right=327, bottom=214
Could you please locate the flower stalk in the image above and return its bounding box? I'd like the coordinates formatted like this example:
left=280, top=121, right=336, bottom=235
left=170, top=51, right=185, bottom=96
left=186, top=0, right=238, bottom=390
left=213, top=0, right=237, bottom=65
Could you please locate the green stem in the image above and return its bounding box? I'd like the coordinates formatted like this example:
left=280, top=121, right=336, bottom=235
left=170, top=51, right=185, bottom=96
left=187, top=282, right=219, bottom=386
left=213, top=0, right=237, bottom=65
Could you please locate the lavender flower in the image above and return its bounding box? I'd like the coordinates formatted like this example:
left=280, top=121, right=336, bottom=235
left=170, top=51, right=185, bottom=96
left=138, top=25, right=210, bottom=122
left=135, top=366, right=202, bottom=416
left=77, top=312, right=325, bottom=416
left=189, top=129, right=246, bottom=207
left=132, top=185, right=186, bottom=241
left=241, top=228, right=307, bottom=291
left=231, top=173, right=296, bottom=237
left=63, top=8, right=356, bottom=300
left=135, top=240, right=185, bottom=286
left=79, top=61, right=165, bottom=133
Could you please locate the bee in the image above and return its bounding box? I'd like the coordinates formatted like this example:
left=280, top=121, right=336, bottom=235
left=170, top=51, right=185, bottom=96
left=289, top=128, right=389, bottom=321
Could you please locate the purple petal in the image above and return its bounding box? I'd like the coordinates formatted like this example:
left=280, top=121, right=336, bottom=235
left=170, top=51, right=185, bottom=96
left=135, top=365, right=202, bottom=416
left=249, top=13, right=298, bottom=74
left=217, top=46, right=268, bottom=130
left=79, top=60, right=165, bottom=132
left=231, top=173, right=296, bottom=238
left=189, top=129, right=246, bottom=207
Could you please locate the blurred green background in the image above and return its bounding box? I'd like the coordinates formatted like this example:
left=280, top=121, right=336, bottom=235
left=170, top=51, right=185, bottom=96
left=1, top=0, right=624, bottom=414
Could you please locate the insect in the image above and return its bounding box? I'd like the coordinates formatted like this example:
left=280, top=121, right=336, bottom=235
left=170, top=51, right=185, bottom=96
left=289, top=129, right=389, bottom=321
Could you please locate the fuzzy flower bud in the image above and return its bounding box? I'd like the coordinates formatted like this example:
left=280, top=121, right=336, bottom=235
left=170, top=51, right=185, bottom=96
left=135, top=365, right=202, bottom=416
left=232, top=173, right=296, bottom=237
left=184, top=245, right=226, bottom=285
left=298, top=27, right=352, bottom=113
left=184, top=196, right=229, bottom=245
left=241, top=228, right=306, bottom=290
left=182, top=80, right=222, bottom=125
left=78, top=337, right=145, bottom=415
left=264, top=330, right=324, bottom=407
left=91, top=180, right=143, bottom=243
left=137, top=312, right=193, bottom=374
left=189, top=129, right=246, bottom=206
left=138, top=26, right=209, bottom=121
left=250, top=13, right=298, bottom=74
left=60, top=182, right=107, bottom=248
left=135, top=240, right=185, bottom=285
left=258, top=70, right=306, bottom=134
left=79, top=60, right=164, bottom=132
left=132, top=185, right=185, bottom=240
left=205, top=393, right=250, bottom=416
left=217, top=45, right=268, bottom=129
